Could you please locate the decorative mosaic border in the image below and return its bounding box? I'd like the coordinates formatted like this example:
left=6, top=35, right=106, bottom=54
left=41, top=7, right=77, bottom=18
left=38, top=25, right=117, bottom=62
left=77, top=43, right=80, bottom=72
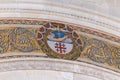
left=0, top=18, right=119, bottom=43
left=0, top=18, right=119, bottom=70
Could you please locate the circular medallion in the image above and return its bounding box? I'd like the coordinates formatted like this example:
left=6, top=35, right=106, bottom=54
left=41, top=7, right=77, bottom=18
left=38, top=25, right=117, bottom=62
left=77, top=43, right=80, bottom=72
left=9, top=27, right=39, bottom=52
left=84, top=39, right=112, bottom=63
left=37, top=22, right=83, bottom=60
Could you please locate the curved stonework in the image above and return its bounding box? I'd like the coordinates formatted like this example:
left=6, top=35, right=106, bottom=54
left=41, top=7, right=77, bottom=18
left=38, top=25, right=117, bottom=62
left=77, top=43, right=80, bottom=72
left=0, top=19, right=119, bottom=70
left=0, top=57, right=120, bottom=80
left=0, top=0, right=120, bottom=37
left=0, top=0, right=120, bottom=80
left=0, top=70, right=102, bottom=80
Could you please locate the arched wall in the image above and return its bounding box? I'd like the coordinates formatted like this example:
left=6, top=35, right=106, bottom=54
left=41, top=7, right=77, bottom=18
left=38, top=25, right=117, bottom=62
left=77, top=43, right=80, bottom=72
left=0, top=57, right=119, bottom=80
left=0, top=0, right=119, bottom=80
left=0, top=0, right=120, bottom=36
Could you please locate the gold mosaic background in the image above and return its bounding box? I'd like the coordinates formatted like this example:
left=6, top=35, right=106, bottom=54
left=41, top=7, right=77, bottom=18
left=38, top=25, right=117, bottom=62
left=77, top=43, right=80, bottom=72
left=0, top=19, right=120, bottom=70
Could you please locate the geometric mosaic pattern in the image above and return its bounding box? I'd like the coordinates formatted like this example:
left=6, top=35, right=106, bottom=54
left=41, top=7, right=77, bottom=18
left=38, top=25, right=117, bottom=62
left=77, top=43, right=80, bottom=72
left=0, top=19, right=120, bottom=70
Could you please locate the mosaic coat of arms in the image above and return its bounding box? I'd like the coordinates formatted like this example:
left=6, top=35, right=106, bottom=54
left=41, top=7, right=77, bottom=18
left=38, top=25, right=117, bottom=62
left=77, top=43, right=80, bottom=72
left=37, top=23, right=83, bottom=60
left=0, top=19, right=119, bottom=69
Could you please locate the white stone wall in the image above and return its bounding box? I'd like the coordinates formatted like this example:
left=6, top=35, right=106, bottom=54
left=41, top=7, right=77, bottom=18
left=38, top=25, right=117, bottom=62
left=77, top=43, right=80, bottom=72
left=0, top=0, right=119, bottom=80
left=0, top=57, right=119, bottom=80
left=0, top=0, right=120, bottom=37
left=0, top=70, right=101, bottom=80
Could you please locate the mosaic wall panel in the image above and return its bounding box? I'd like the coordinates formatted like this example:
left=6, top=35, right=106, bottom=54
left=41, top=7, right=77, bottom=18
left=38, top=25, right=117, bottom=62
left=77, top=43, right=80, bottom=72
left=0, top=19, right=120, bottom=70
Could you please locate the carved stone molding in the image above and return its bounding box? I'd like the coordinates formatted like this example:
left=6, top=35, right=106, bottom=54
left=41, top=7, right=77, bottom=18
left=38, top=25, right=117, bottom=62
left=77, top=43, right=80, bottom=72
left=0, top=57, right=119, bottom=80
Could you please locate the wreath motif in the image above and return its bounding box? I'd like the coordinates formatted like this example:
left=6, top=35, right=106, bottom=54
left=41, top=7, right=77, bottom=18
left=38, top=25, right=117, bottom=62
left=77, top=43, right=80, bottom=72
left=37, top=23, right=83, bottom=60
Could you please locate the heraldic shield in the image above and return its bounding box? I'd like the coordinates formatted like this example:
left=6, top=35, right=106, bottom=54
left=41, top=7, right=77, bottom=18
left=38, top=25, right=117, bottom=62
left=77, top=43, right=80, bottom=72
left=37, top=22, right=83, bottom=60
